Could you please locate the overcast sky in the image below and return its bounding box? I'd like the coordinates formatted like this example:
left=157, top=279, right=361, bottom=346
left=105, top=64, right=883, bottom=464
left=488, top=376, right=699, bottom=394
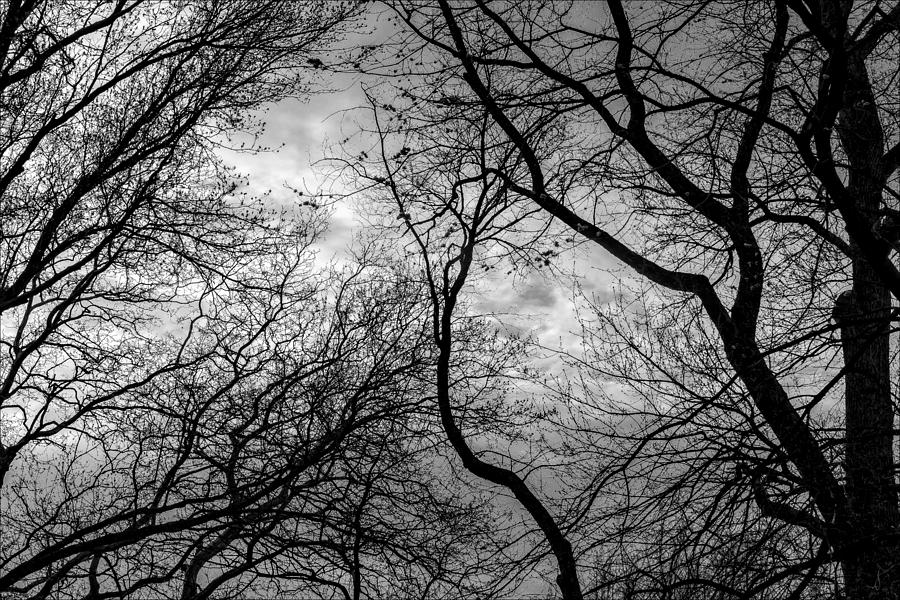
left=217, top=68, right=625, bottom=385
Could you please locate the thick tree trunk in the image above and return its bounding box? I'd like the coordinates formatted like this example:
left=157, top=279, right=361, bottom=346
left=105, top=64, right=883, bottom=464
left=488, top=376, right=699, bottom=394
left=835, top=249, right=900, bottom=600
left=831, top=39, right=900, bottom=598
left=841, top=272, right=900, bottom=600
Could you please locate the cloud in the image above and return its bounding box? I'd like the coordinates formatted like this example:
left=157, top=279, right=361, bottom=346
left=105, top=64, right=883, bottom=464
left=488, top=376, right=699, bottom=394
left=516, top=276, right=559, bottom=311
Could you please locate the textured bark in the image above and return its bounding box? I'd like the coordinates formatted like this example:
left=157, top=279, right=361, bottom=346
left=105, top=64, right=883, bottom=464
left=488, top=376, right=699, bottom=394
left=833, top=48, right=900, bottom=600
left=835, top=279, right=899, bottom=600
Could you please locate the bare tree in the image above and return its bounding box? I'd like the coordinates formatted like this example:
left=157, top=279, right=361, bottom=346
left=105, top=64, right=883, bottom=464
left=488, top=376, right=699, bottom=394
left=1, top=3, right=551, bottom=598
left=0, top=0, right=356, bottom=484
left=0, top=221, right=443, bottom=597
left=0, top=2, right=463, bottom=597
left=351, top=1, right=900, bottom=599
left=339, top=89, right=590, bottom=598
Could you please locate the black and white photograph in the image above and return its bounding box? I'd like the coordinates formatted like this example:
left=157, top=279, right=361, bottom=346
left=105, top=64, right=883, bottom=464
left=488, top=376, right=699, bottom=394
left=1, top=1, right=899, bottom=599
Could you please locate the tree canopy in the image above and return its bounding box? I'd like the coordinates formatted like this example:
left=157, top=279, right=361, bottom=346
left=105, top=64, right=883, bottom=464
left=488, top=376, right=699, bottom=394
left=3, top=1, right=900, bottom=600
left=349, top=1, right=900, bottom=599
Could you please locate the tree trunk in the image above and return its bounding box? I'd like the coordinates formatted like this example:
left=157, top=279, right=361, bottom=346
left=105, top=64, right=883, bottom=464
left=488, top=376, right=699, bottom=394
left=831, top=40, right=900, bottom=599
left=836, top=254, right=900, bottom=600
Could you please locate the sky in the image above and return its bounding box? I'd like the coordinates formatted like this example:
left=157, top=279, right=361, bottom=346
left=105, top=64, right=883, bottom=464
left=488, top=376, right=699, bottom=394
left=218, top=70, right=623, bottom=383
